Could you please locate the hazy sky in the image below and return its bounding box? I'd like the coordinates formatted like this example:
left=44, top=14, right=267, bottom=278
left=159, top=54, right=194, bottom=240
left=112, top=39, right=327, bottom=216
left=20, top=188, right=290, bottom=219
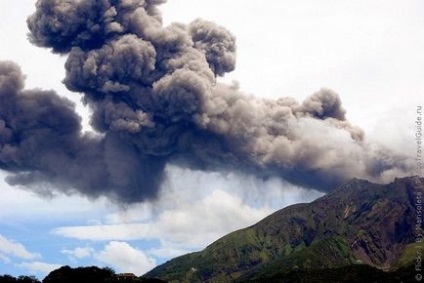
left=0, top=0, right=422, bottom=277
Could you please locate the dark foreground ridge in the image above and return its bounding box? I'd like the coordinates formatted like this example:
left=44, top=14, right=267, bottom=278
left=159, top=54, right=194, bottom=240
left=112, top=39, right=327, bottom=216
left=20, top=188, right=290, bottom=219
left=145, top=176, right=424, bottom=282
left=0, top=266, right=168, bottom=283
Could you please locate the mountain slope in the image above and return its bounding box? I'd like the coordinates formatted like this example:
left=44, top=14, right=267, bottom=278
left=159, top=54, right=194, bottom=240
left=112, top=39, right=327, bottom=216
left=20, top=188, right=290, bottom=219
left=145, top=176, right=423, bottom=283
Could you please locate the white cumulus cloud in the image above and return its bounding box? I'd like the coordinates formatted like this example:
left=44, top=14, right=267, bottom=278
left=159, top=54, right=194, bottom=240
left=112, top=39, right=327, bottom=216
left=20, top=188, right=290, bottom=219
left=61, top=246, right=95, bottom=260
left=17, top=261, right=62, bottom=275
left=0, top=234, right=40, bottom=260
left=95, top=241, right=156, bottom=275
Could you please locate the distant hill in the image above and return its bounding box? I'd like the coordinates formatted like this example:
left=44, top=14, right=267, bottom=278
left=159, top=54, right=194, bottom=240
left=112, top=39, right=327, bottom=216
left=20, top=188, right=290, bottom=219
left=145, top=176, right=424, bottom=283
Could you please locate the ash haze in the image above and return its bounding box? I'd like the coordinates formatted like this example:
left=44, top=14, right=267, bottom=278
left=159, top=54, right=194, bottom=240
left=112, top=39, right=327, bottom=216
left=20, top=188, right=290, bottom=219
left=0, top=0, right=422, bottom=278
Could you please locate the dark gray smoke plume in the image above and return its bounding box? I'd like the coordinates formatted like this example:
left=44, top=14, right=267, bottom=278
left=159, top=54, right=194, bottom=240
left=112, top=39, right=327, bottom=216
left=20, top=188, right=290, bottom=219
left=0, top=0, right=412, bottom=202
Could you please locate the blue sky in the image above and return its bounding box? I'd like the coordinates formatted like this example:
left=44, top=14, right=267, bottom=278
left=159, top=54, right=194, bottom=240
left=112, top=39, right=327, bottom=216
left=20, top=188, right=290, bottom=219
left=0, top=165, right=322, bottom=277
left=0, top=0, right=423, bottom=279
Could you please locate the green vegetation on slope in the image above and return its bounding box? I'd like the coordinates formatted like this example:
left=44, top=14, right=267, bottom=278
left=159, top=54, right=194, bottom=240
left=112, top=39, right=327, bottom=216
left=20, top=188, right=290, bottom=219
left=146, top=177, right=424, bottom=283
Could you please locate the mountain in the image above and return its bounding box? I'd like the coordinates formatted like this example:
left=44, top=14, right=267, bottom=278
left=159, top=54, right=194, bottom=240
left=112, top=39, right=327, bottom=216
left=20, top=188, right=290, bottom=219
left=145, top=176, right=424, bottom=282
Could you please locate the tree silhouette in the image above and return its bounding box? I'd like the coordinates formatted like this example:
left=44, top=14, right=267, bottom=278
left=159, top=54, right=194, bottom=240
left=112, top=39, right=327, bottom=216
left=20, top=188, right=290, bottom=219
left=1, top=266, right=167, bottom=283
left=43, top=266, right=115, bottom=283
left=0, top=275, right=41, bottom=283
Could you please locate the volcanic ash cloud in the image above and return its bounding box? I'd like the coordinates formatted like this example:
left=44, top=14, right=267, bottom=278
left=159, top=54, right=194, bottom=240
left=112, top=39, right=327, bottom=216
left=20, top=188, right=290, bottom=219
left=0, top=0, right=412, bottom=203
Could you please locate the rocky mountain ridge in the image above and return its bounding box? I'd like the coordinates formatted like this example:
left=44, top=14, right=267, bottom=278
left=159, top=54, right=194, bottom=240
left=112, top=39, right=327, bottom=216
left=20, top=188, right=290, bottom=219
left=145, top=176, right=423, bottom=282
